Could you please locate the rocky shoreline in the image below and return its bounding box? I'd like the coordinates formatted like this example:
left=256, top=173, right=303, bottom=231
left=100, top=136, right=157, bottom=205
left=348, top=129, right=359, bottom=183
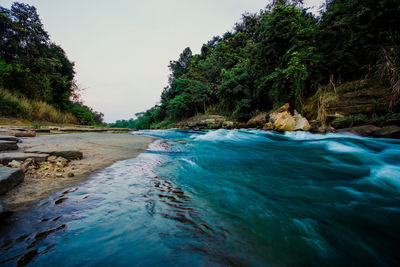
left=168, top=103, right=400, bottom=139
left=0, top=131, right=154, bottom=217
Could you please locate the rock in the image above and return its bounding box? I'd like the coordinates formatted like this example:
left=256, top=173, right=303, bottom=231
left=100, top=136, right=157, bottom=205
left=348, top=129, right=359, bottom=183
left=0, top=167, right=24, bottom=195
left=21, top=158, right=40, bottom=171
left=39, top=161, right=52, bottom=171
left=247, top=112, right=268, bottom=128
left=0, top=201, right=12, bottom=220
left=273, top=111, right=296, bottom=131
left=0, top=152, right=49, bottom=165
left=317, top=124, right=335, bottom=133
left=56, top=157, right=68, bottom=166
left=267, top=104, right=311, bottom=132
left=222, top=121, right=235, bottom=129
left=47, top=155, right=58, bottom=163
left=56, top=162, right=64, bottom=168
left=263, top=122, right=274, bottom=130
left=171, top=115, right=226, bottom=129
left=234, top=122, right=247, bottom=129
left=336, top=125, right=380, bottom=137
left=55, top=168, right=64, bottom=173
left=309, top=120, right=321, bottom=133
left=12, top=131, right=36, bottom=137
left=7, top=160, right=21, bottom=168
left=293, top=110, right=311, bottom=131
left=0, top=140, right=18, bottom=151
left=373, top=125, right=400, bottom=139
left=67, top=172, right=75, bottom=177
left=0, top=135, right=20, bottom=142
left=56, top=173, right=63, bottom=178
left=26, top=150, right=83, bottom=161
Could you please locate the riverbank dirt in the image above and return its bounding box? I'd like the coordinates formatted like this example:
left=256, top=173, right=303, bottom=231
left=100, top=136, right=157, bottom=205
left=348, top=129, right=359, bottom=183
left=0, top=132, right=154, bottom=210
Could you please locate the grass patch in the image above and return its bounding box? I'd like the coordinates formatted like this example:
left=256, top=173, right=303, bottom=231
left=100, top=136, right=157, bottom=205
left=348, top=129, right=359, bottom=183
left=0, top=88, right=78, bottom=124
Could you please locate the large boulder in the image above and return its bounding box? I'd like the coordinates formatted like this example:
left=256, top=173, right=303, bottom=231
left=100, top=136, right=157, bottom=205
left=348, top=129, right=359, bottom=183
left=273, top=111, right=296, bottom=131
left=266, top=104, right=311, bottom=132
left=293, top=110, right=311, bottom=131
left=0, top=167, right=24, bottom=195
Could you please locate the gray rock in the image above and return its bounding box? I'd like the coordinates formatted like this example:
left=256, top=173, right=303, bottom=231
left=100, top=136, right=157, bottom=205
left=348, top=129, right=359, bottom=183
left=336, top=125, right=380, bottom=137
left=25, top=150, right=83, bottom=161
left=373, top=125, right=400, bottom=139
left=0, top=153, right=49, bottom=165
left=0, top=140, right=18, bottom=151
left=8, top=160, right=21, bottom=168
left=0, top=167, right=24, bottom=195
left=0, top=135, right=20, bottom=142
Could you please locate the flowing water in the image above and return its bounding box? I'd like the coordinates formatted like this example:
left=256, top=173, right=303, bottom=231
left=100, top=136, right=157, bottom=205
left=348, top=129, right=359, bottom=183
left=1, top=129, right=400, bottom=266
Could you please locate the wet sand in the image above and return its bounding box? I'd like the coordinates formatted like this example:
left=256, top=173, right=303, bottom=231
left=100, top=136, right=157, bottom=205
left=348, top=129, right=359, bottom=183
left=0, top=132, right=154, bottom=210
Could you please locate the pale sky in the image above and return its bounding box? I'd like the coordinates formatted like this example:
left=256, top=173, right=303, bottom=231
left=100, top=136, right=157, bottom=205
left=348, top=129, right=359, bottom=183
left=2, top=0, right=323, bottom=122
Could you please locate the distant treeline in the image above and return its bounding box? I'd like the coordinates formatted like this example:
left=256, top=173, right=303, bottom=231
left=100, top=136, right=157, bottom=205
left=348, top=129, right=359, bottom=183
left=113, top=0, right=400, bottom=130
left=0, top=3, right=103, bottom=125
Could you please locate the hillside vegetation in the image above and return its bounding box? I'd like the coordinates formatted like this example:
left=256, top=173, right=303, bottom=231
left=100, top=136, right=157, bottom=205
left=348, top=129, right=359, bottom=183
left=0, top=3, right=103, bottom=125
left=111, top=0, right=400, bottom=130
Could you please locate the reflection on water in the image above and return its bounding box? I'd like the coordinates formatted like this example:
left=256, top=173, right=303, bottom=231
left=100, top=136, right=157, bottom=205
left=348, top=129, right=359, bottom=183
left=1, top=129, right=400, bottom=266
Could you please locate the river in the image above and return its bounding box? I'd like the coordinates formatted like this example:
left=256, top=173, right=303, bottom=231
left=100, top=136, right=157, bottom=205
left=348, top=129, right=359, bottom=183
left=1, top=129, right=400, bottom=266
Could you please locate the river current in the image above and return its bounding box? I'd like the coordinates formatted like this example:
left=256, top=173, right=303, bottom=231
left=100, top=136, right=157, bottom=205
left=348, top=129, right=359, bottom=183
left=1, top=129, right=400, bottom=266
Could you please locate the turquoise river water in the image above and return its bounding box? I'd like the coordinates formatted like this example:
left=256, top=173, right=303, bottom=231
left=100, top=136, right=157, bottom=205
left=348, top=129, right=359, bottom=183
left=1, top=129, right=400, bottom=266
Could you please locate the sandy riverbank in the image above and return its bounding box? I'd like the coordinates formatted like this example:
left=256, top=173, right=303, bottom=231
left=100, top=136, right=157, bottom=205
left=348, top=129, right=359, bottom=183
left=0, top=132, right=154, bottom=210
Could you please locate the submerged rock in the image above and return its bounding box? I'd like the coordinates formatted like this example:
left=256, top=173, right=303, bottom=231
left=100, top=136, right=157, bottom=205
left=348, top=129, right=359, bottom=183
left=0, top=167, right=24, bottom=195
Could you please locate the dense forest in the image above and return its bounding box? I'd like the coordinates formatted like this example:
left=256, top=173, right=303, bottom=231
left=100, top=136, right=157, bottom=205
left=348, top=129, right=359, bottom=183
left=110, top=0, right=400, bottom=129
left=0, top=2, right=103, bottom=125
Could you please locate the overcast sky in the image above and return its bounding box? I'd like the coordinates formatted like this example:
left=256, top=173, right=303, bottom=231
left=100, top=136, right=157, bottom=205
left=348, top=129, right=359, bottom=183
left=2, top=0, right=323, bottom=122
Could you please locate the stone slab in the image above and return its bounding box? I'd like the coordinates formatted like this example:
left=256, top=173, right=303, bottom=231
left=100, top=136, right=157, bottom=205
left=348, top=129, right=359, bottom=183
left=0, top=167, right=24, bottom=195
left=0, top=153, right=49, bottom=165
left=0, top=135, right=20, bottom=142
left=0, top=141, right=18, bottom=151
left=25, top=150, right=83, bottom=161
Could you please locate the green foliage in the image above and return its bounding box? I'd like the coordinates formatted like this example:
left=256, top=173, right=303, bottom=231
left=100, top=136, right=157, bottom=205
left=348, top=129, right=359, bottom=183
left=0, top=2, right=103, bottom=125
left=0, top=90, right=28, bottom=117
left=68, top=102, right=104, bottom=125
left=114, top=0, right=399, bottom=129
